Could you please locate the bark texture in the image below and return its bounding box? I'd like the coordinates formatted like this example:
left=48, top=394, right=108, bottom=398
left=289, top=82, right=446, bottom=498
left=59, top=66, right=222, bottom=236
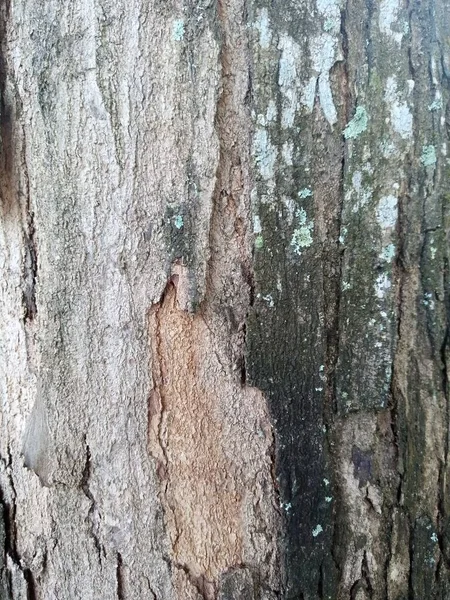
left=0, top=0, right=449, bottom=599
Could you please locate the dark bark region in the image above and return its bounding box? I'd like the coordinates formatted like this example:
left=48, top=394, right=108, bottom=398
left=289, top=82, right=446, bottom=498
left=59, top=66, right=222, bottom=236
left=247, top=0, right=450, bottom=598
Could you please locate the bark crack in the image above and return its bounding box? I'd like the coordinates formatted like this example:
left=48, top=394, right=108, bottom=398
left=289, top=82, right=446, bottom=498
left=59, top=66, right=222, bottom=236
left=0, top=446, right=37, bottom=598
left=80, top=443, right=104, bottom=564
left=172, top=561, right=215, bottom=600
left=22, top=209, right=37, bottom=322
left=116, top=552, right=124, bottom=600
left=148, top=280, right=171, bottom=481
left=322, top=0, right=351, bottom=587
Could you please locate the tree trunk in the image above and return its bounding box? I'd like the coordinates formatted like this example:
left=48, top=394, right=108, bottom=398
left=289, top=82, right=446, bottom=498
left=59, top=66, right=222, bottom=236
left=0, top=0, right=449, bottom=598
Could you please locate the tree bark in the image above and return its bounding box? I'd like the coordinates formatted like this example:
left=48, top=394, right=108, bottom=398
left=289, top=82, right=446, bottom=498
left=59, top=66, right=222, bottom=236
left=0, top=0, right=449, bottom=599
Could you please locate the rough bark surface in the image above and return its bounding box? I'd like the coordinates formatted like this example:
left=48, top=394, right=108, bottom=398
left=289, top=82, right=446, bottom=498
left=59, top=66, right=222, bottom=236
left=0, top=0, right=449, bottom=599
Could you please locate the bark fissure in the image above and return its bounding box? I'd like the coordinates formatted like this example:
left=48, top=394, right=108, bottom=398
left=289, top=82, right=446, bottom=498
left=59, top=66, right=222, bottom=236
left=407, top=517, right=414, bottom=600
left=80, top=444, right=104, bottom=564
left=0, top=0, right=12, bottom=212
left=172, top=561, right=215, bottom=600
left=23, top=567, right=37, bottom=600
left=116, top=552, right=124, bottom=600
left=21, top=130, right=37, bottom=323
left=0, top=446, right=37, bottom=598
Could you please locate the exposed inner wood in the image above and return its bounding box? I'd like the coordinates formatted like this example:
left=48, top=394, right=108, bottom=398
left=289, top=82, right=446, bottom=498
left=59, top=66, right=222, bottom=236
left=148, top=265, right=280, bottom=599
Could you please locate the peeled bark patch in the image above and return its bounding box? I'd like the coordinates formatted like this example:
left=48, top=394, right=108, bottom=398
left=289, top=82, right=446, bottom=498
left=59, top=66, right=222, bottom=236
left=148, top=265, right=280, bottom=599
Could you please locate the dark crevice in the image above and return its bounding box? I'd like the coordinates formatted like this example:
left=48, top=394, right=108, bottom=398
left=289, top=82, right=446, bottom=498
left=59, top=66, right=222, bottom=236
left=2, top=447, right=18, bottom=565
left=172, top=562, right=215, bottom=600
left=364, top=0, right=375, bottom=77
left=408, top=518, right=414, bottom=600
left=145, top=578, right=158, bottom=600
left=318, top=562, right=324, bottom=599
left=349, top=578, right=362, bottom=600
left=116, top=552, right=124, bottom=600
left=0, top=492, right=12, bottom=598
left=406, top=1, right=416, bottom=82
left=383, top=505, right=396, bottom=600
left=0, top=0, right=38, bottom=321
left=361, top=551, right=373, bottom=598
left=148, top=280, right=172, bottom=480
left=437, top=460, right=450, bottom=567
left=390, top=179, right=410, bottom=501
left=387, top=0, right=417, bottom=589
left=21, top=121, right=37, bottom=322
left=22, top=215, right=38, bottom=322
left=198, top=0, right=255, bottom=385
left=323, top=0, right=350, bottom=421
left=349, top=552, right=373, bottom=600
left=24, top=567, right=37, bottom=600
left=268, top=425, right=282, bottom=527
left=240, top=321, right=247, bottom=386
left=0, top=445, right=37, bottom=598
left=324, top=0, right=351, bottom=420
left=322, top=1, right=351, bottom=590
left=80, top=443, right=104, bottom=564
left=0, top=0, right=13, bottom=213
left=145, top=577, right=158, bottom=600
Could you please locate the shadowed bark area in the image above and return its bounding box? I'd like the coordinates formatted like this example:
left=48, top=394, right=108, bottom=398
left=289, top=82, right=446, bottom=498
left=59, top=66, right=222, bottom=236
left=0, top=0, right=449, bottom=598
left=247, top=0, right=450, bottom=598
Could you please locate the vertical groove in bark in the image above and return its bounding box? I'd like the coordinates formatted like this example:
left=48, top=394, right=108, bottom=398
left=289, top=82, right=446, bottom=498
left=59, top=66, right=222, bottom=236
left=0, top=0, right=12, bottom=214
left=116, top=552, right=124, bottom=600
left=0, top=4, right=11, bottom=595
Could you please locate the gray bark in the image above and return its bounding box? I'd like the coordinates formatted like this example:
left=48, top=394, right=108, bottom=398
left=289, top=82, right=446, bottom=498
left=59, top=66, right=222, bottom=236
left=0, top=0, right=449, bottom=599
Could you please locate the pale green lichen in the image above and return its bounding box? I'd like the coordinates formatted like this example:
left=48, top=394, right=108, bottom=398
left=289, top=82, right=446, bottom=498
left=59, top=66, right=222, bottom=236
left=339, top=227, right=348, bottom=244
left=312, top=524, right=323, bottom=538
left=343, top=106, right=368, bottom=139
left=421, top=145, right=437, bottom=166
left=255, top=235, right=264, bottom=249
left=172, top=19, right=185, bottom=41
left=291, top=208, right=313, bottom=254
left=375, top=273, right=392, bottom=299
left=173, top=215, right=184, bottom=229
left=377, top=195, right=398, bottom=228
left=324, top=17, right=338, bottom=32
left=428, top=99, right=442, bottom=112
left=422, top=292, right=435, bottom=310
left=325, top=496, right=333, bottom=503
left=298, top=187, right=313, bottom=199
left=253, top=215, right=262, bottom=234
left=262, top=294, right=274, bottom=307
left=291, top=227, right=313, bottom=253
left=380, top=243, right=396, bottom=262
